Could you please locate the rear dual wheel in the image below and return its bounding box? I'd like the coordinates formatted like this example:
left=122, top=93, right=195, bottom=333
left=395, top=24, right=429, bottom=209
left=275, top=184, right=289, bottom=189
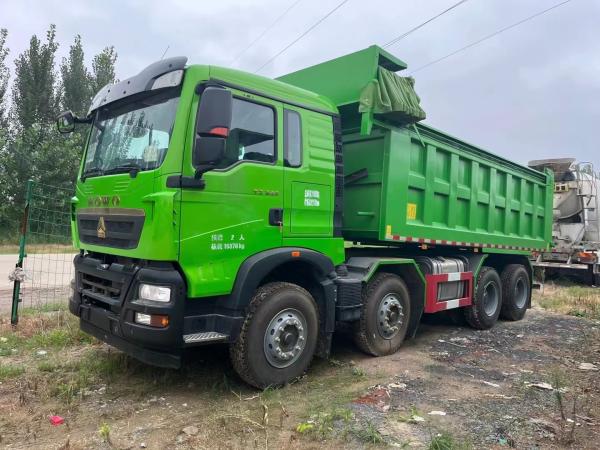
left=465, top=264, right=530, bottom=329
left=464, top=266, right=502, bottom=329
left=500, top=264, right=530, bottom=321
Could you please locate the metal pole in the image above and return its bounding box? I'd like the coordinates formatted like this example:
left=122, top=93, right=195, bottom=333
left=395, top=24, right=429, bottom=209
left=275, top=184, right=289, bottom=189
left=11, top=180, right=33, bottom=325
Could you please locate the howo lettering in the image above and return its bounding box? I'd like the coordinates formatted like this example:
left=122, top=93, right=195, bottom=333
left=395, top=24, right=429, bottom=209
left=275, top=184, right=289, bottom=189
left=59, top=46, right=554, bottom=388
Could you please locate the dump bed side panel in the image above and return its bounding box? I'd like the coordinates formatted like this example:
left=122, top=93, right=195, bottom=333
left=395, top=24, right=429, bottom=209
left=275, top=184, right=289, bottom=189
left=342, top=124, right=553, bottom=251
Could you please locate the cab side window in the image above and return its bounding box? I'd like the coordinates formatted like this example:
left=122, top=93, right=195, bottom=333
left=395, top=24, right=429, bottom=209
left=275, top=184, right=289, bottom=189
left=284, top=109, right=302, bottom=168
left=218, top=98, right=275, bottom=169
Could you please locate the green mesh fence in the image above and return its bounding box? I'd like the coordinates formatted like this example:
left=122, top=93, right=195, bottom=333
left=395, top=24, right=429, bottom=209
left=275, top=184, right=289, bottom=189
left=7, top=180, right=75, bottom=323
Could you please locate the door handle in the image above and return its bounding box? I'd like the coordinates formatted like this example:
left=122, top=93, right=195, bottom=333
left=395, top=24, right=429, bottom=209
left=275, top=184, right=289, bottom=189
left=269, top=208, right=283, bottom=227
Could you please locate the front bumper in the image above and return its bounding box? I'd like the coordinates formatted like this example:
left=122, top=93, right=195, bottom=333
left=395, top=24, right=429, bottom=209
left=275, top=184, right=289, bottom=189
left=70, top=253, right=244, bottom=368
left=70, top=253, right=186, bottom=368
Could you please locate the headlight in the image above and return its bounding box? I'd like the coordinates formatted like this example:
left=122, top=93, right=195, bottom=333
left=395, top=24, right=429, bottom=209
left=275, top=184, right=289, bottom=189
left=139, top=284, right=171, bottom=302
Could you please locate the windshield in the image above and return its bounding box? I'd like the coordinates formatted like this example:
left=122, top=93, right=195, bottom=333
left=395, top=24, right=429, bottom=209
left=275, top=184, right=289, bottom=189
left=83, top=91, right=180, bottom=178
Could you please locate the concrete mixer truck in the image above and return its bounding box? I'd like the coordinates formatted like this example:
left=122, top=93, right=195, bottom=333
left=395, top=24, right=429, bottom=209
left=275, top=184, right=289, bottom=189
left=529, top=158, right=600, bottom=285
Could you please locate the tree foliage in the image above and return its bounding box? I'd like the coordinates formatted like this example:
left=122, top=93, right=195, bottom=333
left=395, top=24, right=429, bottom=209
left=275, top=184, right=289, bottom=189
left=0, top=25, right=118, bottom=233
left=11, top=24, right=59, bottom=131
left=91, top=46, right=118, bottom=94
left=0, top=28, right=9, bottom=127
left=60, top=35, right=91, bottom=116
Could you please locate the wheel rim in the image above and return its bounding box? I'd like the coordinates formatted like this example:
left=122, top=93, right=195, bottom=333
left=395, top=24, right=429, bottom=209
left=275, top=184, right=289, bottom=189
left=482, top=281, right=499, bottom=316
left=264, top=308, right=307, bottom=369
left=514, top=278, right=528, bottom=309
left=376, top=293, right=404, bottom=340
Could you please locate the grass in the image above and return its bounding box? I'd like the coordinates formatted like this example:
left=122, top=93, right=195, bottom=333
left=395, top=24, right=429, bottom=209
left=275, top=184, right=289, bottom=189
left=49, top=351, right=130, bottom=404
left=534, top=283, right=600, bottom=320
left=0, top=362, right=25, bottom=380
left=26, top=326, right=94, bottom=349
left=0, top=317, right=94, bottom=356
left=21, top=302, right=69, bottom=316
left=0, top=243, right=75, bottom=255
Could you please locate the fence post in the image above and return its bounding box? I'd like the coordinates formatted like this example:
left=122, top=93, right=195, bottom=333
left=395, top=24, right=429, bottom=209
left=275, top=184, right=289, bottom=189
left=11, top=180, right=34, bottom=325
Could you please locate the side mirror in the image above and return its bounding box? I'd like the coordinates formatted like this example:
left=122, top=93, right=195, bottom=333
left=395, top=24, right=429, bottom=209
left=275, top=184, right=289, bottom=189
left=193, top=137, right=225, bottom=167
left=56, top=110, right=75, bottom=134
left=192, top=86, right=232, bottom=175
left=195, top=86, right=233, bottom=136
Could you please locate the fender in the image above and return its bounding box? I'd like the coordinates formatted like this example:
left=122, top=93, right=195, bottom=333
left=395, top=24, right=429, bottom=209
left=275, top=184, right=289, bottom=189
left=225, top=247, right=336, bottom=312
left=346, top=257, right=426, bottom=338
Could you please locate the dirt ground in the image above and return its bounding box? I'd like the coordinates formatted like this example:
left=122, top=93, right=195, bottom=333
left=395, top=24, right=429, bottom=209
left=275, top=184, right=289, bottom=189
left=0, top=286, right=598, bottom=449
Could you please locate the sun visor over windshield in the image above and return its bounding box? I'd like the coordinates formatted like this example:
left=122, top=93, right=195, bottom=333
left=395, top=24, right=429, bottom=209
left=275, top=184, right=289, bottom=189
left=88, top=56, right=187, bottom=116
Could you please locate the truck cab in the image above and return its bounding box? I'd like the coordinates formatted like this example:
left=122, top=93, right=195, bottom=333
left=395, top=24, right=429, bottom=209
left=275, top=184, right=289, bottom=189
left=68, top=56, right=345, bottom=378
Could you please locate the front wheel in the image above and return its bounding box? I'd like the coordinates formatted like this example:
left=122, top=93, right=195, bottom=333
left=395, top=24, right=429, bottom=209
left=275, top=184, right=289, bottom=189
left=230, top=282, right=318, bottom=389
left=353, top=273, right=411, bottom=356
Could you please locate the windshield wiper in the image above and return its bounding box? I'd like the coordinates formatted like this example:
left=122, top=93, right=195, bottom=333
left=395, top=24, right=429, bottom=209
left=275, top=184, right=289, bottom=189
left=81, top=167, right=104, bottom=181
left=103, top=162, right=143, bottom=178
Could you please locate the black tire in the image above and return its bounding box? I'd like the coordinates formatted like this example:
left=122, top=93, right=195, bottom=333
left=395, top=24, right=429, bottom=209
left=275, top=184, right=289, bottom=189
left=353, top=273, right=411, bottom=356
left=464, top=266, right=502, bottom=330
left=500, top=264, right=530, bottom=321
left=229, top=282, right=318, bottom=389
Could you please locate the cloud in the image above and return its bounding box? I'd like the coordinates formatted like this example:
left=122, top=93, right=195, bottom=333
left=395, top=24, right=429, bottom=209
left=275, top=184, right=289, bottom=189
left=1, top=0, right=598, bottom=168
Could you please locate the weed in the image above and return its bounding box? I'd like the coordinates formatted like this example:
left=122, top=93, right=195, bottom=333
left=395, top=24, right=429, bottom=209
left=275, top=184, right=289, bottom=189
left=352, top=366, right=366, bottom=379
left=428, top=431, right=471, bottom=450
left=397, top=405, right=424, bottom=423
left=0, top=333, right=24, bottom=352
left=37, top=360, right=63, bottom=372
left=260, top=384, right=279, bottom=402
left=0, top=363, right=25, bottom=380
left=296, top=407, right=354, bottom=440
left=53, top=382, right=79, bottom=405
left=98, top=422, right=111, bottom=442
left=353, top=420, right=385, bottom=444
left=328, top=358, right=345, bottom=367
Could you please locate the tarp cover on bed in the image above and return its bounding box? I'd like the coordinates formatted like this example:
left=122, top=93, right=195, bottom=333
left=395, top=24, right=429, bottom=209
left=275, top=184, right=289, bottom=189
left=359, top=67, right=426, bottom=126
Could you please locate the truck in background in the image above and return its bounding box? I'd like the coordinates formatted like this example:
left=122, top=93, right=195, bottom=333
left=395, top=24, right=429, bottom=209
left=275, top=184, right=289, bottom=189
left=528, top=158, right=600, bottom=285
left=58, top=46, right=553, bottom=388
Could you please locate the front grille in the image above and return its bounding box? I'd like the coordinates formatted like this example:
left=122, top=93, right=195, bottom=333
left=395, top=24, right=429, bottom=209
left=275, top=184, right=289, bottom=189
left=76, top=254, right=138, bottom=312
left=77, top=208, right=144, bottom=249
left=80, top=272, right=124, bottom=310
left=81, top=272, right=122, bottom=300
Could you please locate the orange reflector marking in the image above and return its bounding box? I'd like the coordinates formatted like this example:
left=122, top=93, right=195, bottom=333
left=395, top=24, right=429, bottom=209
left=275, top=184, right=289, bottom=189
left=150, top=314, right=169, bottom=328
left=291, top=251, right=301, bottom=257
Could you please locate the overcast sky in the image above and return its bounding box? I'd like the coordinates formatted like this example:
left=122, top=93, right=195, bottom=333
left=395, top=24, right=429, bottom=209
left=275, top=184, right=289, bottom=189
left=2, top=0, right=599, bottom=170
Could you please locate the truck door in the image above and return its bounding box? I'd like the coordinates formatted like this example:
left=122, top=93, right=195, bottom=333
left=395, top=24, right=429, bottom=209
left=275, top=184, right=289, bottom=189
left=282, top=108, right=334, bottom=237
left=179, top=89, right=284, bottom=298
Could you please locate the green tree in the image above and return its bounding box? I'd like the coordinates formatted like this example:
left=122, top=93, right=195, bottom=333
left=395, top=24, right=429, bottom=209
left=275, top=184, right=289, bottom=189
left=60, top=34, right=91, bottom=116
left=2, top=25, right=60, bottom=229
left=0, top=28, right=9, bottom=127
left=90, top=46, right=117, bottom=94
left=11, top=24, right=59, bottom=131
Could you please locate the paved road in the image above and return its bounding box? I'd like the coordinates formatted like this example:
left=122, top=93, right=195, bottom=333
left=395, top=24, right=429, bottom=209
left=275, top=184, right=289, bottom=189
left=0, top=253, right=76, bottom=311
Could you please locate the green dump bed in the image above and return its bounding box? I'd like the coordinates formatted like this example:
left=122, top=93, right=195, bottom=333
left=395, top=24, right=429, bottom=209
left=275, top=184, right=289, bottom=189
left=280, top=46, right=553, bottom=252
left=342, top=124, right=553, bottom=251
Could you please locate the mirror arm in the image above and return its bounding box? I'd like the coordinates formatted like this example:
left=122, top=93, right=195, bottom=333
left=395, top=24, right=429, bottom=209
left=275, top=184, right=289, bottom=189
left=74, top=116, right=93, bottom=124
left=194, top=164, right=216, bottom=179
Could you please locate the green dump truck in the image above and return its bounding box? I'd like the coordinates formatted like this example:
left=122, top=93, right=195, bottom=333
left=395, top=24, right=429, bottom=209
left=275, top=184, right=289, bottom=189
left=60, top=46, right=553, bottom=388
